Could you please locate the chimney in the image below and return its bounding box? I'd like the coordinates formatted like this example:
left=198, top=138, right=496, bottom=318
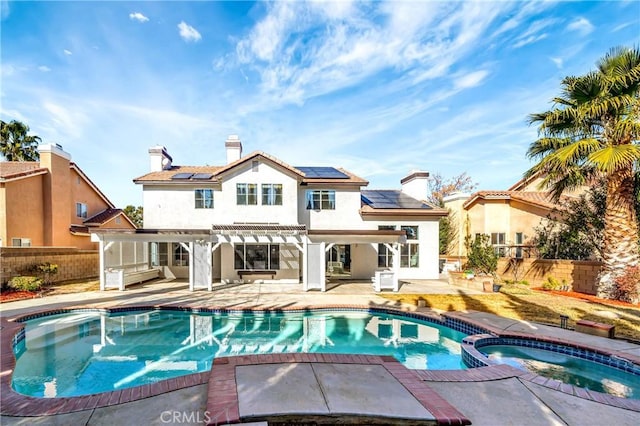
left=149, top=146, right=173, bottom=172
left=225, top=135, right=242, bottom=164
left=401, top=170, right=430, bottom=201
left=38, top=144, right=72, bottom=246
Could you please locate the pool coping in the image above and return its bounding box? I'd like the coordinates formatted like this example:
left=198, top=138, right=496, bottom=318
left=1, top=304, right=639, bottom=418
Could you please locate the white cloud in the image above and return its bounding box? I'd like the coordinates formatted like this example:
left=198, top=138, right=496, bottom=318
left=234, top=1, right=518, bottom=109
left=454, top=70, right=489, bottom=89
left=512, top=33, right=548, bottom=49
left=611, top=22, right=632, bottom=32
left=550, top=57, right=563, bottom=69
left=38, top=65, right=51, bottom=72
left=178, top=21, right=201, bottom=42
left=567, top=17, right=594, bottom=35
left=129, top=12, right=149, bottom=23
left=64, top=49, right=72, bottom=55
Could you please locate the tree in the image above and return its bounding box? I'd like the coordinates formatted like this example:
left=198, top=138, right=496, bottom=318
left=525, top=46, right=640, bottom=300
left=427, top=172, right=478, bottom=255
left=426, top=172, right=477, bottom=206
left=0, top=120, right=41, bottom=161
left=123, top=205, right=143, bottom=228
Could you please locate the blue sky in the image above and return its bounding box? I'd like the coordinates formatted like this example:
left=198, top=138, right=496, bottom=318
left=1, top=1, right=638, bottom=207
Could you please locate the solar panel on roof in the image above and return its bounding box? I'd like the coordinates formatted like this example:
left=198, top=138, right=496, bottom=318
left=296, top=166, right=348, bottom=179
left=171, top=173, right=194, bottom=180
left=361, top=190, right=431, bottom=209
left=192, top=173, right=213, bottom=180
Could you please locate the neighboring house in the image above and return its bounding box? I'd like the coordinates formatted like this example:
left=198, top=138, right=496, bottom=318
left=92, top=136, right=447, bottom=291
left=0, top=144, right=136, bottom=250
left=443, top=174, right=584, bottom=259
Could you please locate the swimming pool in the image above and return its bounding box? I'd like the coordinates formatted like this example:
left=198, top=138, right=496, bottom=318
left=12, top=308, right=467, bottom=397
left=480, top=345, right=640, bottom=399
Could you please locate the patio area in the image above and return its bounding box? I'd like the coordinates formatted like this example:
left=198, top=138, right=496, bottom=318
left=1, top=278, right=638, bottom=425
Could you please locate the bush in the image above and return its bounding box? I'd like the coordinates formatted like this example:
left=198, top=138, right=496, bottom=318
left=31, top=262, right=58, bottom=286
left=464, top=234, right=498, bottom=275
left=8, top=276, right=43, bottom=292
left=613, top=266, right=640, bottom=303
left=542, top=276, right=570, bottom=291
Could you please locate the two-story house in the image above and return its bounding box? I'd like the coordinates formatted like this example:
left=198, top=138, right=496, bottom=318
left=0, top=144, right=135, bottom=250
left=92, top=136, right=447, bottom=291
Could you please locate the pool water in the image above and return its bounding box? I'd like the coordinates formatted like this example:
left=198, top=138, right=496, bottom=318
left=481, top=345, right=640, bottom=399
left=12, top=309, right=467, bottom=397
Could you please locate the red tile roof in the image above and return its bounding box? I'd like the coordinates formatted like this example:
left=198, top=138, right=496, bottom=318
left=463, top=190, right=575, bottom=210
left=0, top=162, right=47, bottom=180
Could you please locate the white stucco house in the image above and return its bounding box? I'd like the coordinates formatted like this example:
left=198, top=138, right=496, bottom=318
left=92, top=136, right=447, bottom=291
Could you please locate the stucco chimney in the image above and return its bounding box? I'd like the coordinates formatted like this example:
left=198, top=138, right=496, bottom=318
left=225, top=135, right=242, bottom=164
left=38, top=144, right=72, bottom=246
left=149, top=146, right=173, bottom=172
left=400, top=170, right=430, bottom=201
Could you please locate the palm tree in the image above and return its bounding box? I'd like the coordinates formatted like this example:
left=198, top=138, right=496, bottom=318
left=526, top=46, right=640, bottom=299
left=0, top=120, right=41, bottom=161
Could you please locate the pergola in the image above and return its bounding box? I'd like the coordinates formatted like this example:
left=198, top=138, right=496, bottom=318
left=91, top=226, right=406, bottom=292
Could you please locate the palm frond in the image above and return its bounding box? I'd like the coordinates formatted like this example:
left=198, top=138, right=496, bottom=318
left=587, top=144, right=640, bottom=173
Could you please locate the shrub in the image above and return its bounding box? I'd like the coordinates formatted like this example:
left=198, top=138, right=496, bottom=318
left=8, top=276, right=43, bottom=292
left=464, top=234, right=498, bottom=275
left=31, top=262, right=58, bottom=286
left=613, top=266, right=640, bottom=303
left=542, top=276, right=570, bottom=291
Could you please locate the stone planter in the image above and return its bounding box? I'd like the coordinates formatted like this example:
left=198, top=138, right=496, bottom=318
left=448, top=271, right=494, bottom=292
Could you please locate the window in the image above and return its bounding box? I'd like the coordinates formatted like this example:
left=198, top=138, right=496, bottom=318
left=400, top=244, right=419, bottom=267
left=491, top=232, right=507, bottom=256
left=305, top=190, right=335, bottom=210
left=237, top=183, right=257, bottom=205
left=150, top=242, right=168, bottom=266
left=234, top=244, right=280, bottom=270
left=401, top=225, right=418, bottom=240
left=76, top=202, right=88, bottom=218
left=173, top=243, right=189, bottom=266
left=378, top=225, right=395, bottom=268
left=11, top=238, right=31, bottom=247
left=115, top=217, right=122, bottom=224
left=251, top=160, right=259, bottom=172
left=195, top=189, right=214, bottom=208
left=261, top=184, right=283, bottom=205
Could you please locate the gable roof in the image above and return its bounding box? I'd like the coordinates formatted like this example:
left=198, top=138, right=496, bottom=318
left=84, top=208, right=136, bottom=227
left=133, top=151, right=369, bottom=186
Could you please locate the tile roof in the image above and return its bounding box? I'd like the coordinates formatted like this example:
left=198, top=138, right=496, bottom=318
left=83, top=208, right=124, bottom=225
left=463, top=190, right=571, bottom=210
left=133, top=151, right=368, bottom=185
left=133, top=166, right=222, bottom=183
left=0, top=162, right=47, bottom=180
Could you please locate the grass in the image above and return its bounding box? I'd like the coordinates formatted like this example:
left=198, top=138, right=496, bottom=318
left=380, top=283, right=640, bottom=342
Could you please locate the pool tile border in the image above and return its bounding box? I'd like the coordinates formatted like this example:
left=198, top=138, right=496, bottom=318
left=2, top=304, right=639, bottom=417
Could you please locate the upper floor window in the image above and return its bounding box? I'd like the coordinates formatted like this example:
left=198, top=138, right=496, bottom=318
left=262, top=184, right=282, bottom=206
left=401, top=225, right=418, bottom=240
left=195, top=189, right=214, bottom=209
left=514, top=232, right=524, bottom=258
left=237, top=183, right=257, bottom=205
left=306, top=190, right=335, bottom=210
left=251, top=160, right=259, bottom=172
left=76, top=202, right=88, bottom=219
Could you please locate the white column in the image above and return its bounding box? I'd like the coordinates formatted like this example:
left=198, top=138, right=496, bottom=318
left=99, top=240, right=106, bottom=291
